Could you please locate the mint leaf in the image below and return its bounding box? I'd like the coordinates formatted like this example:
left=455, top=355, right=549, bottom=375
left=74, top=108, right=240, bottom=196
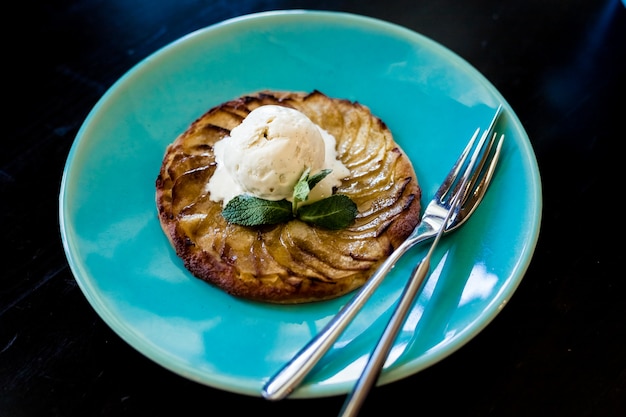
left=307, top=169, right=332, bottom=190
left=292, top=168, right=333, bottom=214
left=297, top=194, right=357, bottom=230
left=222, top=195, right=292, bottom=226
left=292, top=168, right=311, bottom=213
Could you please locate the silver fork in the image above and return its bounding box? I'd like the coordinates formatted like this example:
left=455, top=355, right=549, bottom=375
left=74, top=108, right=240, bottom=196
left=262, top=105, right=504, bottom=401
left=337, top=112, right=504, bottom=416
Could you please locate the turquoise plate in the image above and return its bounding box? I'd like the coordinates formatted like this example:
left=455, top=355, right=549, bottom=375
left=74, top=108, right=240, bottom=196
left=59, top=10, right=541, bottom=398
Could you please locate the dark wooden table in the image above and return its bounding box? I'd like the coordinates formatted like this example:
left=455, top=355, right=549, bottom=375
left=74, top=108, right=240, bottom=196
left=3, top=1, right=625, bottom=416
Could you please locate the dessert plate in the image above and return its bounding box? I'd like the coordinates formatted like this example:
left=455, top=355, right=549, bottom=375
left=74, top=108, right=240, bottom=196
left=59, top=10, right=541, bottom=398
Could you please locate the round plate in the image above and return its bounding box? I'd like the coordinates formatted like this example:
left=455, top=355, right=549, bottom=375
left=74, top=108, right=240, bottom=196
left=59, top=10, right=541, bottom=398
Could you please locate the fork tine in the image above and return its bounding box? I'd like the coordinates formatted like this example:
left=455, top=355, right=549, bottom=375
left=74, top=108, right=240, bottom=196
left=455, top=128, right=497, bottom=204
left=446, top=105, right=503, bottom=203
left=482, top=133, right=505, bottom=191
left=459, top=132, right=504, bottom=220
left=445, top=128, right=503, bottom=228
left=434, top=127, right=480, bottom=202
left=447, top=127, right=492, bottom=215
left=435, top=105, right=503, bottom=204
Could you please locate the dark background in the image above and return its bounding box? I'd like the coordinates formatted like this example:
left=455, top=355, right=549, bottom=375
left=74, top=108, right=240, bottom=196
left=2, top=1, right=625, bottom=416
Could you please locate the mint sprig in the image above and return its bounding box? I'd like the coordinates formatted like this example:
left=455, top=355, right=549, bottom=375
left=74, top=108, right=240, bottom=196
left=292, top=168, right=332, bottom=214
left=222, top=195, right=292, bottom=225
left=297, top=194, right=357, bottom=230
left=222, top=168, right=356, bottom=229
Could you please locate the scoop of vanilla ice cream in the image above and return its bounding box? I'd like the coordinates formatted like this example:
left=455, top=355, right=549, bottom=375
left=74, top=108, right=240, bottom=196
left=223, top=105, right=326, bottom=200
left=207, top=105, right=349, bottom=205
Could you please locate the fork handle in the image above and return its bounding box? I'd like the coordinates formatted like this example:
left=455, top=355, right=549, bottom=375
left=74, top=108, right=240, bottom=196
left=338, top=257, right=431, bottom=417
left=261, top=230, right=434, bottom=400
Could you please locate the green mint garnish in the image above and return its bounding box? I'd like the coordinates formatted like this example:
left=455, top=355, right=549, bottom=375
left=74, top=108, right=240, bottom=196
left=297, top=194, right=358, bottom=230
left=306, top=168, right=332, bottom=190
left=292, top=168, right=332, bottom=214
left=222, top=195, right=292, bottom=226
left=292, top=168, right=312, bottom=215
left=221, top=168, right=356, bottom=229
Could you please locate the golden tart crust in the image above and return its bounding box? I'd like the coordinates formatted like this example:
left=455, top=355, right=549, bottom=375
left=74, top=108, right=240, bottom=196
left=156, top=90, right=421, bottom=303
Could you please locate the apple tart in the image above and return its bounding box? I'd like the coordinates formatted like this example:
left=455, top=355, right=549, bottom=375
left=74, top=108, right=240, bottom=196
left=155, top=90, right=421, bottom=303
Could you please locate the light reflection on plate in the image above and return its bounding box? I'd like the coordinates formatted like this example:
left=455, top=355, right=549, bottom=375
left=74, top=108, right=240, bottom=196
left=59, top=10, right=541, bottom=398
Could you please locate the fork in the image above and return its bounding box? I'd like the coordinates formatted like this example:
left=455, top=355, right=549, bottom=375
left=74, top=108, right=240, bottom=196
left=337, top=114, right=504, bottom=416
left=262, top=105, right=504, bottom=401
